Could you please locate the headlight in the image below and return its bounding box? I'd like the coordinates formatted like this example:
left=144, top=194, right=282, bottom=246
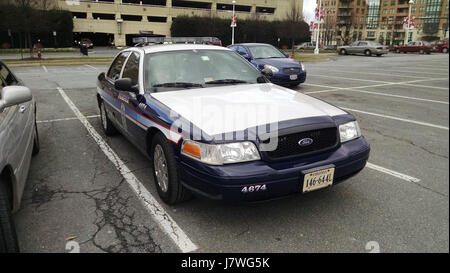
left=300, top=62, right=306, bottom=71
left=263, top=64, right=279, bottom=73
left=339, top=121, right=361, bottom=143
left=181, top=140, right=261, bottom=165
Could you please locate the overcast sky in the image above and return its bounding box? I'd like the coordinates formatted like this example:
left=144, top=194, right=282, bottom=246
left=303, top=0, right=317, bottom=22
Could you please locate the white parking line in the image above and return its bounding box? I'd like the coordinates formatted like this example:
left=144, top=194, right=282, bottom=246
left=341, top=107, right=449, bottom=130
left=309, top=74, right=391, bottom=84
left=42, top=66, right=48, bottom=73
left=306, top=86, right=448, bottom=104
left=307, top=69, right=435, bottom=79
left=56, top=87, right=198, bottom=253
left=37, top=115, right=99, bottom=124
left=366, top=163, right=420, bottom=183
left=84, top=64, right=98, bottom=70
left=314, top=65, right=449, bottom=76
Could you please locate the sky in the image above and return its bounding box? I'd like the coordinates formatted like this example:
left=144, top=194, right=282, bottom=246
left=303, top=0, right=317, bottom=23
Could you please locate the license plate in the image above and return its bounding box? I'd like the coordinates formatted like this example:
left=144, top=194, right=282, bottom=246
left=290, top=74, right=298, bottom=80
left=302, top=166, right=335, bottom=193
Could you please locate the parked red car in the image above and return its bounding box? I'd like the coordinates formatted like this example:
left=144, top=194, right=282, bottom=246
left=394, top=41, right=432, bottom=54
left=431, top=40, right=449, bottom=53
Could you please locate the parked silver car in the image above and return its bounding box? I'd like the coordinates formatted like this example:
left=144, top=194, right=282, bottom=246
left=0, top=61, right=39, bottom=253
left=338, top=41, right=389, bottom=56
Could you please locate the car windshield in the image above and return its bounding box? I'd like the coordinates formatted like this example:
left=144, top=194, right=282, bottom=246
left=369, top=41, right=382, bottom=46
left=248, top=45, right=286, bottom=59
left=144, top=49, right=262, bottom=92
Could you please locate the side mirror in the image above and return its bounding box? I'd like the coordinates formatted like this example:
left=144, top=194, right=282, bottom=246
left=284, top=53, right=290, bottom=58
left=98, top=72, right=105, bottom=81
left=261, top=68, right=273, bottom=79
left=0, top=86, right=32, bottom=112
left=115, top=78, right=138, bottom=93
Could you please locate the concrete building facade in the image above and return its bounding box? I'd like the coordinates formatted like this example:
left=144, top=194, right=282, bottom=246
left=56, top=0, right=302, bottom=46
left=316, top=0, right=449, bottom=46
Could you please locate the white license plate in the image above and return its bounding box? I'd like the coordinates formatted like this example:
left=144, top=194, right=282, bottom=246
left=290, top=74, right=298, bottom=80
left=302, top=167, right=335, bottom=193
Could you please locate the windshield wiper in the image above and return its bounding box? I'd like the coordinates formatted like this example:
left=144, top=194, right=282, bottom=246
left=204, top=79, right=249, bottom=85
left=152, top=82, right=204, bottom=88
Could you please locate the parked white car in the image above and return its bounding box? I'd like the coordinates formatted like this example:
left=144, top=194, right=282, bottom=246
left=0, top=61, right=39, bottom=253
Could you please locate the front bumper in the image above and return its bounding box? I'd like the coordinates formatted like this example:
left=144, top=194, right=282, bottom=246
left=270, top=71, right=307, bottom=86
left=178, top=136, right=370, bottom=203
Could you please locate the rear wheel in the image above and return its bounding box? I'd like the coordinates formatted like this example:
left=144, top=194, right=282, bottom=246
left=100, top=101, right=118, bottom=136
left=151, top=132, right=191, bottom=205
left=364, top=49, right=372, bottom=56
left=396, top=49, right=401, bottom=53
left=443, top=47, right=448, bottom=53
left=419, top=49, right=424, bottom=54
left=0, top=179, right=19, bottom=253
left=339, top=49, right=347, bottom=55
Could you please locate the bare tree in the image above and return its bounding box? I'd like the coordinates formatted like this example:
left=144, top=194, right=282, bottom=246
left=285, top=0, right=303, bottom=56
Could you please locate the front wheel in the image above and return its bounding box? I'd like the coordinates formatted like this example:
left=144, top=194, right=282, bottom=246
left=99, top=101, right=118, bottom=136
left=151, top=133, right=191, bottom=205
left=396, top=49, right=401, bottom=53
left=364, top=49, right=371, bottom=56
left=419, top=49, right=424, bottom=54
left=0, top=180, right=19, bottom=253
left=339, top=49, right=347, bottom=55
left=443, top=48, right=448, bottom=53
left=376, top=54, right=382, bottom=57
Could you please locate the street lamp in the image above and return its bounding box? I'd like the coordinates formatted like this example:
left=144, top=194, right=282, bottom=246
left=404, top=0, right=414, bottom=45
left=231, top=0, right=236, bottom=45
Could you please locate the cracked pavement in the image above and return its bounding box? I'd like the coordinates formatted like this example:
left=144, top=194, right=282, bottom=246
left=9, top=53, right=449, bottom=253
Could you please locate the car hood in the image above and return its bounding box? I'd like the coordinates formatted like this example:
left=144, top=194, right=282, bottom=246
left=253, top=57, right=301, bottom=68
left=151, top=83, right=346, bottom=136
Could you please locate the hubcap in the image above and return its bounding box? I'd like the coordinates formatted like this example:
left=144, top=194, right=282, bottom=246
left=154, top=145, right=169, bottom=193
left=101, top=103, right=108, bottom=130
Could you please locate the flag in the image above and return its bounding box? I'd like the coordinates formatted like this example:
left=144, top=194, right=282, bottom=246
left=231, top=15, right=237, bottom=27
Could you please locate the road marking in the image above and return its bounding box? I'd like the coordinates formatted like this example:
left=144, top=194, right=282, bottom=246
left=307, top=69, right=435, bottom=79
left=401, top=83, right=449, bottom=91
left=341, top=107, right=449, bottom=130
left=309, top=74, right=391, bottom=84
left=305, top=86, right=448, bottom=104
left=84, top=64, right=98, bottom=70
left=56, top=87, right=198, bottom=253
left=312, top=65, right=449, bottom=76
left=37, top=115, right=100, bottom=124
left=366, top=163, right=421, bottom=183
left=42, top=66, right=48, bottom=73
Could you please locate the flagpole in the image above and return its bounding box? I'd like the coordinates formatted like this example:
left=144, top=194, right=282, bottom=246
left=314, top=0, right=322, bottom=55
left=232, top=0, right=236, bottom=45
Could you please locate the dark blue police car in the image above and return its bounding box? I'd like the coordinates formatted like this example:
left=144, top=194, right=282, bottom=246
left=97, top=44, right=370, bottom=205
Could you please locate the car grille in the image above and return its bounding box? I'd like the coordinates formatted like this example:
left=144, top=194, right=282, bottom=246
left=263, top=127, right=338, bottom=160
left=283, top=67, right=301, bottom=74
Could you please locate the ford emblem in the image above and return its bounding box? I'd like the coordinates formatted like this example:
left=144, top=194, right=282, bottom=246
left=298, top=138, right=313, bottom=147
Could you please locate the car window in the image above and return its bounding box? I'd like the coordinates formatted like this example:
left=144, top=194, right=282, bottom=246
left=144, top=49, right=261, bottom=92
left=236, top=46, right=248, bottom=56
left=0, top=63, right=18, bottom=86
left=358, top=42, right=367, bottom=46
left=248, top=45, right=285, bottom=59
left=107, top=52, right=130, bottom=81
left=121, top=52, right=140, bottom=86
left=351, top=42, right=359, bottom=46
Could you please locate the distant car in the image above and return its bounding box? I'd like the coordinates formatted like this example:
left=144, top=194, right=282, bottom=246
left=394, top=41, right=431, bottom=54
left=79, top=38, right=94, bottom=49
left=338, top=41, right=389, bottom=56
left=295, top=42, right=316, bottom=50
left=228, top=43, right=306, bottom=87
left=323, top=45, right=336, bottom=50
left=0, top=61, right=39, bottom=253
left=431, top=40, right=449, bottom=53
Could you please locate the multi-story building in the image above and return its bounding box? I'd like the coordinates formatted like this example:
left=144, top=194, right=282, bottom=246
left=55, top=0, right=301, bottom=46
left=317, top=0, right=448, bottom=46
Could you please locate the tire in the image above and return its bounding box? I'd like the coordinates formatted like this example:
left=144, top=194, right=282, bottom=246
left=443, top=48, right=448, bottom=53
left=339, top=49, right=347, bottom=55
left=32, top=121, right=40, bottom=156
left=396, top=49, right=401, bottom=53
left=426, top=51, right=431, bottom=55
left=99, top=101, right=118, bottom=136
left=419, top=49, right=424, bottom=54
left=151, top=132, right=191, bottom=205
left=376, top=54, right=382, bottom=57
left=364, top=49, right=371, bottom=56
left=0, top=180, right=19, bottom=253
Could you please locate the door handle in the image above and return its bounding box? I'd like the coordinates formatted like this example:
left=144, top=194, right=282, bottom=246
left=19, top=105, right=27, bottom=113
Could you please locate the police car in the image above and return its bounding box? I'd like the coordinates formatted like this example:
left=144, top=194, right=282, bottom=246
left=97, top=44, right=370, bottom=204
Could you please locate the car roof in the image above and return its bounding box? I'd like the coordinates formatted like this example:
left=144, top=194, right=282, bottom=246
left=233, top=43, right=274, bottom=47
left=140, top=44, right=230, bottom=54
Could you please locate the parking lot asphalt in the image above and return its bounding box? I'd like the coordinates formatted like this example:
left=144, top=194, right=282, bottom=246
left=8, top=53, right=449, bottom=253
